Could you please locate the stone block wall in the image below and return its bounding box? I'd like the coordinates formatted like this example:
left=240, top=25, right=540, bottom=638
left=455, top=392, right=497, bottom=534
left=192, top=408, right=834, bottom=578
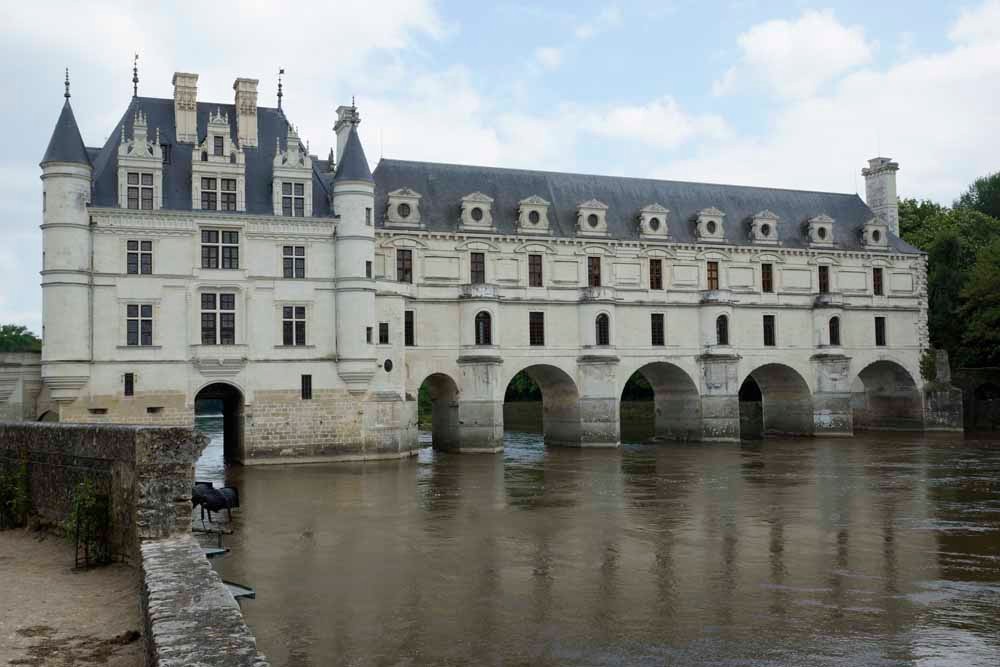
left=0, top=352, right=42, bottom=421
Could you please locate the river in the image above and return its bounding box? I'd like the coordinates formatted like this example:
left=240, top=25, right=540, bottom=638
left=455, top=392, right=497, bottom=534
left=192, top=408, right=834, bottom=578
left=195, top=417, right=1000, bottom=666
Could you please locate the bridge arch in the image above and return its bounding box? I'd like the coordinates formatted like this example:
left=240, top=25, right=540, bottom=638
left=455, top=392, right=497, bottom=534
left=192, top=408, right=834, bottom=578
left=739, top=363, right=813, bottom=438
left=851, top=360, right=923, bottom=431
left=503, top=363, right=581, bottom=446
left=619, top=362, right=701, bottom=442
left=194, top=381, right=245, bottom=464
left=417, top=372, right=461, bottom=450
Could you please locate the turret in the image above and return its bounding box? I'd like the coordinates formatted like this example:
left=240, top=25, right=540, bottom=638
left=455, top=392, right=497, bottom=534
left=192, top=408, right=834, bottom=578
left=332, top=107, right=377, bottom=392
left=862, top=157, right=900, bottom=236
left=39, top=72, right=93, bottom=405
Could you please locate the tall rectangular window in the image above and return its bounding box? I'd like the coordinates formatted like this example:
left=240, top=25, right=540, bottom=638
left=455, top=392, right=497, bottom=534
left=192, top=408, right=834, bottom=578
left=763, top=315, right=776, bottom=347
left=707, top=261, right=719, bottom=290
left=282, top=246, right=305, bottom=278
left=200, top=177, right=217, bottom=210
left=873, top=267, right=884, bottom=296
left=649, top=259, right=663, bottom=290
left=397, top=249, right=413, bottom=283
left=201, top=293, right=236, bottom=345
left=126, top=304, right=153, bottom=346
left=282, top=182, right=305, bottom=217
left=761, top=263, right=773, bottom=293
left=588, top=256, right=601, bottom=287
left=875, top=316, right=887, bottom=347
left=301, top=374, right=312, bottom=400
left=127, top=172, right=153, bottom=210
left=528, top=254, right=543, bottom=287
left=214, top=135, right=224, bottom=156
left=127, top=240, right=153, bottom=275
left=470, top=252, right=486, bottom=284
left=529, top=311, right=545, bottom=346
left=161, top=144, right=172, bottom=165
left=365, top=208, right=372, bottom=226
left=220, top=179, right=237, bottom=211
left=365, top=261, right=372, bottom=278
left=366, top=327, right=373, bottom=344
left=651, top=313, right=665, bottom=346
left=379, top=322, right=390, bottom=344
left=404, top=310, right=415, bottom=347
left=123, top=372, right=134, bottom=397
left=282, top=306, right=306, bottom=346
left=818, top=265, right=830, bottom=294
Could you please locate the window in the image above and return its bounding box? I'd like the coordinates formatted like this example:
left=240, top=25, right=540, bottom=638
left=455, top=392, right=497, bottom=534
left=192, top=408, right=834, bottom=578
left=161, top=144, right=172, bottom=165
left=123, top=372, right=134, bottom=397
left=282, top=182, right=305, bottom=217
left=127, top=240, right=152, bottom=275
left=220, top=179, right=237, bottom=211
left=707, top=261, right=719, bottom=290
left=716, top=314, right=729, bottom=346
left=529, top=312, right=545, bottom=346
left=127, top=172, right=153, bottom=210
left=588, top=256, right=601, bottom=287
left=650, top=259, right=663, bottom=290
left=282, top=306, right=306, bottom=346
left=379, top=322, right=389, bottom=345
left=595, top=313, right=610, bottom=346
left=651, top=313, right=665, bottom=346
left=366, top=261, right=372, bottom=278
left=761, top=263, right=773, bottom=293
left=201, top=293, right=236, bottom=345
left=875, top=316, right=886, bottom=347
left=818, top=265, right=830, bottom=294
left=301, top=375, right=312, bottom=400
left=201, top=230, right=239, bottom=269
left=763, top=314, right=776, bottom=347
left=470, top=252, right=486, bottom=284
left=201, top=178, right=217, bottom=210
left=126, top=304, right=153, bottom=346
left=873, top=267, right=884, bottom=296
left=283, top=246, right=305, bottom=278
left=404, top=310, right=415, bottom=347
left=528, top=254, right=543, bottom=287
left=214, top=135, right=224, bottom=156
left=475, top=311, right=492, bottom=346
left=397, top=249, right=413, bottom=283
left=366, top=327, right=373, bottom=344
left=829, top=316, right=841, bottom=346
left=365, top=208, right=372, bottom=226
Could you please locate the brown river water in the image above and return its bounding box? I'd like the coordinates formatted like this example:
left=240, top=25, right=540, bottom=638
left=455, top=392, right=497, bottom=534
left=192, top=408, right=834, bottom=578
left=196, top=419, right=1000, bottom=666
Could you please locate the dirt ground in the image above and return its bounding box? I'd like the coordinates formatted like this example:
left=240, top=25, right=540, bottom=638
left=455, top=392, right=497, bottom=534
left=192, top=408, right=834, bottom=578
left=0, top=530, right=143, bottom=666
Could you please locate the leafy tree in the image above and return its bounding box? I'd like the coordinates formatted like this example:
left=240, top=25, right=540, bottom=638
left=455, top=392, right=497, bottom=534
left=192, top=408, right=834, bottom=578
left=955, top=171, right=1000, bottom=220
left=960, top=239, right=1000, bottom=367
left=926, top=230, right=966, bottom=356
left=899, top=198, right=945, bottom=250
left=504, top=371, right=541, bottom=402
left=0, top=325, right=41, bottom=352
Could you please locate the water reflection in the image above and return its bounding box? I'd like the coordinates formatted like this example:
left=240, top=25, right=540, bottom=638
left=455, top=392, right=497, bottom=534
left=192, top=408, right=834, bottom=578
left=194, top=428, right=1000, bottom=666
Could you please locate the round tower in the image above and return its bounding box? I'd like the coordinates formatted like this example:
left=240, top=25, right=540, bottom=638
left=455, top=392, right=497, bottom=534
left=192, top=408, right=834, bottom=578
left=39, top=76, right=94, bottom=405
left=332, top=108, right=377, bottom=392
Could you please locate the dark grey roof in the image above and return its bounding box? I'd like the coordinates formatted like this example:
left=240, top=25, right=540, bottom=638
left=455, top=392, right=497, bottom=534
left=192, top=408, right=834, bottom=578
left=89, top=97, right=332, bottom=217
left=373, top=159, right=921, bottom=253
left=41, top=100, right=91, bottom=166
left=334, top=126, right=373, bottom=182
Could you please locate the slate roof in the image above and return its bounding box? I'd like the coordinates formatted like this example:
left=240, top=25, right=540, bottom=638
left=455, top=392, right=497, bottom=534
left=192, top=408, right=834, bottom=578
left=41, top=100, right=91, bottom=166
left=373, top=159, right=922, bottom=254
left=334, top=126, right=373, bottom=182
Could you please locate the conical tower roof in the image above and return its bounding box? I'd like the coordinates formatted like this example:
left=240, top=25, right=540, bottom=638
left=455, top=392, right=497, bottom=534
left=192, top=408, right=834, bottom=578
left=334, top=125, right=372, bottom=183
left=41, top=99, right=91, bottom=166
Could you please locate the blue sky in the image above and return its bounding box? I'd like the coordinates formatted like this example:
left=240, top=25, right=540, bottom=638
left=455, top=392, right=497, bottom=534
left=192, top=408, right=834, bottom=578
left=1, top=0, right=999, bottom=334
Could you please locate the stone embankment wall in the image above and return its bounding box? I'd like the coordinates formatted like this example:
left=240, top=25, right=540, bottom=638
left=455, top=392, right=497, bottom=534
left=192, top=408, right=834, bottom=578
left=0, top=352, right=41, bottom=421
left=0, top=421, right=269, bottom=666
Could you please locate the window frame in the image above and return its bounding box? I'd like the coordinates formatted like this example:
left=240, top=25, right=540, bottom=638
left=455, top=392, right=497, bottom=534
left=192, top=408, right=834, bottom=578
left=126, top=171, right=154, bottom=210
left=873, top=267, right=884, bottom=296
left=587, top=256, right=601, bottom=287
left=378, top=322, right=390, bottom=345
left=301, top=374, right=312, bottom=400
left=126, top=240, right=153, bottom=275
left=474, top=311, right=492, bottom=346
left=470, top=252, right=486, bottom=284
left=281, top=181, right=306, bottom=217
left=125, top=303, right=153, bottom=346
left=762, top=314, right=776, bottom=347
left=707, top=261, right=719, bottom=290
left=649, top=258, right=663, bottom=290
left=528, top=254, right=543, bottom=287
left=651, top=313, right=665, bottom=346
left=716, top=314, right=729, bottom=346
left=123, top=372, right=134, bottom=397
left=282, top=245, right=306, bottom=279
left=200, top=292, right=237, bottom=345
left=529, top=311, right=545, bottom=346
left=282, top=305, right=307, bottom=346
left=761, top=263, right=773, bottom=293
left=818, top=265, right=830, bottom=294
left=201, top=229, right=239, bottom=270
left=595, top=313, right=610, bottom=346
left=404, top=310, right=415, bottom=347
left=875, top=316, right=887, bottom=347
left=829, top=316, right=841, bottom=346
left=396, top=249, right=413, bottom=283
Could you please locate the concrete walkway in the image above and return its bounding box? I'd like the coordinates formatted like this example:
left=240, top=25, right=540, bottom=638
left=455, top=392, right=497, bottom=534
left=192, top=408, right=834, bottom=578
left=0, top=530, right=142, bottom=666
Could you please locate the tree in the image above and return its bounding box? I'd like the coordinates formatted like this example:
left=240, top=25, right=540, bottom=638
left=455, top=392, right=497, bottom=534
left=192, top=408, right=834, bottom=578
left=960, top=239, right=1000, bottom=367
left=899, top=198, right=945, bottom=251
left=0, top=325, right=41, bottom=352
left=926, top=230, right=966, bottom=355
left=955, top=171, right=1000, bottom=220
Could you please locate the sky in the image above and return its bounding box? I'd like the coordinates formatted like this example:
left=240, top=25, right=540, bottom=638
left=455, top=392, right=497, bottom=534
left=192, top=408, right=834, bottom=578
left=1, top=0, right=999, bottom=334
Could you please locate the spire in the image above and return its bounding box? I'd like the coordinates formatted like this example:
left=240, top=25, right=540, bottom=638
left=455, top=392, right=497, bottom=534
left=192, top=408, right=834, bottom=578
left=277, top=68, right=284, bottom=111
left=132, top=53, right=139, bottom=98
left=327, top=147, right=335, bottom=172
left=334, top=125, right=372, bottom=183
left=64, top=68, right=70, bottom=99
left=42, top=93, right=91, bottom=166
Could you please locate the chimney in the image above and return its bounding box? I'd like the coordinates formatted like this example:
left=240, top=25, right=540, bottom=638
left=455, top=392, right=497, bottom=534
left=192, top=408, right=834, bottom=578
left=233, top=78, right=259, bottom=148
left=334, top=104, right=360, bottom=164
left=172, top=72, right=198, bottom=144
left=862, top=157, right=900, bottom=236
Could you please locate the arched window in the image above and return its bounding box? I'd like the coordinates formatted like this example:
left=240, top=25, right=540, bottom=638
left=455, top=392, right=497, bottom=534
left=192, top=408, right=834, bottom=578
left=595, top=313, right=610, bottom=346
left=474, top=311, right=492, bottom=346
left=829, top=316, right=841, bottom=346
left=716, top=315, right=729, bottom=346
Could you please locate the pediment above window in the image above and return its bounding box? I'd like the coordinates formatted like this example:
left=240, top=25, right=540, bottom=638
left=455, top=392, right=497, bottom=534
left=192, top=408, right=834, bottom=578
left=861, top=217, right=889, bottom=250
left=517, top=195, right=550, bottom=234
left=694, top=206, right=725, bottom=242
left=749, top=210, right=779, bottom=245
left=805, top=214, right=834, bottom=247
left=460, top=192, right=494, bottom=231
left=638, top=202, right=669, bottom=239
left=577, top=199, right=609, bottom=236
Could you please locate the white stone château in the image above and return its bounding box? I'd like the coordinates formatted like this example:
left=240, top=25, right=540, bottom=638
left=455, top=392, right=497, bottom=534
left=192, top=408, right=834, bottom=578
left=33, top=70, right=951, bottom=464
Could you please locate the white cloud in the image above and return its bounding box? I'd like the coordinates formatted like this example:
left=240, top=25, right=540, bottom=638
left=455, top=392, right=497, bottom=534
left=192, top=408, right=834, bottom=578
left=535, top=47, right=564, bottom=70
left=949, top=0, right=1000, bottom=43
left=713, top=9, right=874, bottom=99
left=575, top=5, right=623, bottom=40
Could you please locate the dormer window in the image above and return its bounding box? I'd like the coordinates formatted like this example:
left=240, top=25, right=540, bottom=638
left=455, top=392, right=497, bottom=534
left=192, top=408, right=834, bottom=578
left=638, top=203, right=670, bottom=239
left=576, top=199, right=609, bottom=236
left=192, top=109, right=246, bottom=212
left=459, top=192, right=494, bottom=231
left=517, top=196, right=551, bottom=234
left=806, top=214, right=834, bottom=247
left=127, top=172, right=154, bottom=210
left=386, top=188, right=423, bottom=228
left=214, top=136, right=224, bottom=156
left=862, top=218, right=889, bottom=250
left=695, top=207, right=725, bottom=242
left=117, top=109, right=163, bottom=210
left=749, top=210, right=779, bottom=245
left=282, top=182, right=305, bottom=217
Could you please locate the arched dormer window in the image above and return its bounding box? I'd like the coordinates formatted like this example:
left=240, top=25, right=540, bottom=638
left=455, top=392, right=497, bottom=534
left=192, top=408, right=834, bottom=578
left=475, top=311, right=492, bottom=346
left=716, top=315, right=729, bottom=346
left=829, top=316, right=841, bottom=346
left=595, top=313, right=610, bottom=346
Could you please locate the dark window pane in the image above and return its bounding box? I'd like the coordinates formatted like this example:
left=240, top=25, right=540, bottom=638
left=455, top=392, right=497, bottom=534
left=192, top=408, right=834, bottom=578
left=295, top=258, right=305, bottom=278
left=294, top=198, right=304, bottom=217
left=404, top=310, right=415, bottom=347
left=295, top=321, right=306, bottom=346
left=763, top=315, right=775, bottom=347
left=140, top=241, right=152, bottom=251
left=220, top=314, right=235, bottom=344
left=140, top=320, right=152, bottom=346
left=127, top=172, right=139, bottom=185
left=379, top=322, right=389, bottom=345
left=470, top=253, right=485, bottom=284
left=294, top=306, right=305, bottom=319
left=282, top=197, right=292, bottom=216
left=127, top=320, right=138, bottom=346
left=716, top=315, right=729, bottom=346
left=528, top=254, right=543, bottom=287
left=595, top=314, right=610, bottom=346
left=221, top=192, right=237, bottom=211
left=873, top=268, right=884, bottom=295
left=222, top=246, right=239, bottom=269
left=829, top=317, right=841, bottom=346
left=283, top=321, right=293, bottom=346
left=201, top=191, right=216, bottom=210
left=202, top=230, right=218, bottom=243
left=201, top=313, right=216, bottom=345
left=127, top=304, right=138, bottom=318
left=140, top=254, right=152, bottom=274
left=127, top=187, right=139, bottom=209
left=222, top=179, right=236, bottom=192
left=140, top=305, right=152, bottom=318
left=124, top=373, right=134, bottom=397
left=294, top=183, right=304, bottom=196
left=875, top=317, right=886, bottom=346
left=282, top=182, right=292, bottom=195
left=818, top=266, right=830, bottom=294
left=762, top=263, right=773, bottom=293
left=222, top=231, right=238, bottom=244
left=127, top=240, right=138, bottom=251
left=294, top=246, right=305, bottom=257
left=707, top=261, right=719, bottom=290
left=220, top=294, right=235, bottom=310
left=301, top=375, right=312, bottom=400
left=283, top=306, right=293, bottom=319
left=283, top=257, right=293, bottom=278
left=127, top=254, right=139, bottom=274
left=475, top=312, right=491, bottom=346
left=650, top=259, right=662, bottom=290
left=397, top=249, right=413, bottom=283
left=214, top=136, right=224, bottom=156
left=651, top=313, right=665, bottom=346
left=141, top=173, right=153, bottom=186
left=202, top=177, right=216, bottom=190
left=588, top=257, right=601, bottom=287
left=201, top=246, right=218, bottom=269
left=529, top=312, right=545, bottom=346
left=201, top=293, right=216, bottom=310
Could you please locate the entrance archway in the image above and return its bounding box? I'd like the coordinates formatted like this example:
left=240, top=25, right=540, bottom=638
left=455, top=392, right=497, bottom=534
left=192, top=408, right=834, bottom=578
left=851, top=361, right=922, bottom=431
left=504, top=365, right=580, bottom=446
left=739, top=364, right=813, bottom=438
left=417, top=373, right=460, bottom=450
left=620, top=362, right=700, bottom=442
left=194, top=382, right=245, bottom=464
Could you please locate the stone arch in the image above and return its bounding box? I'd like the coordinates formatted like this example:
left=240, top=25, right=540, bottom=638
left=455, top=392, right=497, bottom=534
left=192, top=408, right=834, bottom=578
left=619, top=362, right=701, bottom=442
left=417, top=372, right=461, bottom=451
left=503, top=364, right=580, bottom=446
left=851, top=360, right=923, bottom=431
left=194, top=381, right=245, bottom=464
left=739, top=363, right=813, bottom=437
left=37, top=410, right=58, bottom=422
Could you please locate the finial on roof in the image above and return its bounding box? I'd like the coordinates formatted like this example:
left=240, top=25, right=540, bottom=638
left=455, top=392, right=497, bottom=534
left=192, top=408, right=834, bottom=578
left=132, top=53, right=139, bottom=98
left=277, top=68, right=284, bottom=110
left=64, top=68, right=70, bottom=99
left=352, top=95, right=356, bottom=108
